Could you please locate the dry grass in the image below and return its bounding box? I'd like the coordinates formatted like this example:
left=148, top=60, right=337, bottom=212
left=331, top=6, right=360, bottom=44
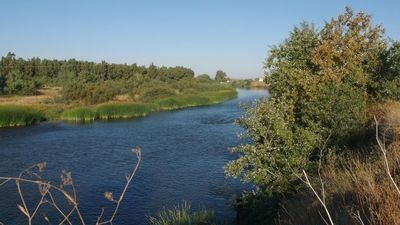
left=275, top=101, right=400, bottom=225
left=0, top=147, right=142, bottom=225
left=0, top=87, right=61, bottom=105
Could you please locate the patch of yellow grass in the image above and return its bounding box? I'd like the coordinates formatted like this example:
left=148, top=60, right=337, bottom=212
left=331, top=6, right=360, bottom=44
left=369, top=101, right=400, bottom=137
left=0, top=87, right=61, bottom=105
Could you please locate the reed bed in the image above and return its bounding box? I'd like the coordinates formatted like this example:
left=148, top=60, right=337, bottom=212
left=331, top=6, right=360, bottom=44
left=0, top=105, right=43, bottom=127
left=157, top=90, right=237, bottom=110
left=61, top=107, right=97, bottom=122
left=96, top=103, right=158, bottom=119
left=15, top=89, right=238, bottom=125
left=149, top=202, right=217, bottom=225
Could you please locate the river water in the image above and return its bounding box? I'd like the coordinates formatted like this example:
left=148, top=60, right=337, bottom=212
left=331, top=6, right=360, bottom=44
left=0, top=89, right=267, bottom=225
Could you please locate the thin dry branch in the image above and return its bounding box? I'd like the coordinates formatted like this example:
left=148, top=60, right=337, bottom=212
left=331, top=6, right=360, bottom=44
left=300, top=170, right=335, bottom=225
left=97, top=147, right=142, bottom=225
left=294, top=134, right=334, bottom=225
left=0, top=147, right=142, bottom=225
left=374, top=116, right=400, bottom=197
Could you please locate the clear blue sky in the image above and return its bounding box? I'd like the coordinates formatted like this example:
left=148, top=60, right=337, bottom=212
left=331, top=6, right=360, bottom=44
left=0, top=0, right=398, bottom=78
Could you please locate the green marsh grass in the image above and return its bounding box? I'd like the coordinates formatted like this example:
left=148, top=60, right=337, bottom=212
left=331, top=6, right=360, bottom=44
left=61, top=107, right=97, bottom=122
left=38, top=89, right=237, bottom=125
left=156, top=89, right=237, bottom=110
left=149, top=202, right=217, bottom=225
left=96, top=103, right=158, bottom=119
left=0, top=105, right=43, bottom=127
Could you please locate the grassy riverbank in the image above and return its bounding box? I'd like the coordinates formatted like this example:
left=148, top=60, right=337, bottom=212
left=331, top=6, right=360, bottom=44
left=0, top=88, right=237, bottom=125
left=61, top=89, right=237, bottom=122
left=0, top=105, right=43, bottom=127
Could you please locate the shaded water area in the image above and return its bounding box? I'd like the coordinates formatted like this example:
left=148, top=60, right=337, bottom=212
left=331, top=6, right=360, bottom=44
left=0, top=89, right=268, bottom=225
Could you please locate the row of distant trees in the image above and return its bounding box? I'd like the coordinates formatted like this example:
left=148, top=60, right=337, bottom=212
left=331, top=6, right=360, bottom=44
left=0, top=53, right=231, bottom=97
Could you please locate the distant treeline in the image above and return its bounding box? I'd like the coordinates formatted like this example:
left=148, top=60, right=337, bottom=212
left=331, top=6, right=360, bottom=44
left=0, top=53, right=195, bottom=95
left=231, top=78, right=267, bottom=89
left=0, top=54, right=237, bottom=105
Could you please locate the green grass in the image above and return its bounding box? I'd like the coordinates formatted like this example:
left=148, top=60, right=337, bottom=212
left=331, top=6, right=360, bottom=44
left=62, top=89, right=237, bottom=122
left=0, top=105, right=43, bottom=127
left=2, top=89, right=238, bottom=126
left=149, top=202, right=217, bottom=225
left=61, top=107, right=97, bottom=122
left=156, top=89, right=237, bottom=110
left=96, top=103, right=158, bottom=119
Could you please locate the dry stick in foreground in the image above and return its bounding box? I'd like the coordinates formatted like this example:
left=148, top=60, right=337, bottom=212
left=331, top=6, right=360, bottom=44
left=0, top=147, right=142, bottom=225
left=296, top=134, right=335, bottom=225
left=0, top=163, right=85, bottom=225
left=96, top=147, right=142, bottom=225
left=374, top=116, right=400, bottom=197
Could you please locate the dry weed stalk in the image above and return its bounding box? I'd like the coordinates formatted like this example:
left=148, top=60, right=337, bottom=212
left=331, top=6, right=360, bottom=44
left=294, top=118, right=400, bottom=225
left=295, top=134, right=335, bottom=225
left=374, top=116, right=400, bottom=197
left=0, top=147, right=142, bottom=225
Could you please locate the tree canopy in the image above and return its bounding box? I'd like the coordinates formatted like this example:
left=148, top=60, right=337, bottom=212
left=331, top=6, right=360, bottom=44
left=225, top=7, right=399, bottom=193
left=214, top=70, right=229, bottom=82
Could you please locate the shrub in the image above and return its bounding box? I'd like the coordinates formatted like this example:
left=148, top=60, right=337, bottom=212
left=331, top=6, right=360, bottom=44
left=138, top=85, right=177, bottom=102
left=5, top=70, right=38, bottom=95
left=226, top=8, right=387, bottom=195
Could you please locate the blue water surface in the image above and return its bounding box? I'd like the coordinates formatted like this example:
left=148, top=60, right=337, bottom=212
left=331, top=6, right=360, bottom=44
left=0, top=89, right=268, bottom=225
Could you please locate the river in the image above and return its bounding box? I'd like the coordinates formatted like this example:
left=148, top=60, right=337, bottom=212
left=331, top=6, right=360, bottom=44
left=0, top=89, right=268, bottom=225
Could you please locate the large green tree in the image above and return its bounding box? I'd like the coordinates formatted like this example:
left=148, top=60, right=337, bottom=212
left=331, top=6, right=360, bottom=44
left=5, top=70, right=38, bottom=95
left=225, top=8, right=388, bottom=193
left=214, top=70, right=229, bottom=82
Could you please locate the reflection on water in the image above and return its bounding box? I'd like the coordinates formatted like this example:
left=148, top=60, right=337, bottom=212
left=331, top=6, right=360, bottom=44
left=0, top=89, right=268, bottom=225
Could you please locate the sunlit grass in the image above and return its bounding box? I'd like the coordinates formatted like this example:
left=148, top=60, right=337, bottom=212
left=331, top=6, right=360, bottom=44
left=156, top=90, right=237, bottom=110
left=61, top=107, right=97, bottom=122
left=0, top=105, right=43, bottom=127
left=96, top=103, right=158, bottom=119
left=19, top=89, right=238, bottom=125
left=149, top=202, right=217, bottom=225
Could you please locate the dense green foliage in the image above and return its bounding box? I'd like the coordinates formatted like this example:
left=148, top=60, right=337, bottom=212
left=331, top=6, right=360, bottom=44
left=230, top=79, right=252, bottom=89
left=149, top=202, right=217, bottom=225
left=196, top=74, right=212, bottom=82
left=226, top=7, right=399, bottom=196
left=370, top=41, right=400, bottom=100
left=0, top=105, right=43, bottom=127
left=0, top=53, right=195, bottom=101
left=0, top=51, right=237, bottom=127
left=214, top=70, right=229, bottom=82
left=4, top=70, right=38, bottom=95
left=0, top=52, right=238, bottom=109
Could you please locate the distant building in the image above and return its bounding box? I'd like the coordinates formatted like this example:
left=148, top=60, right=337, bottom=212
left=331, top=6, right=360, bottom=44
left=258, top=77, right=264, bottom=82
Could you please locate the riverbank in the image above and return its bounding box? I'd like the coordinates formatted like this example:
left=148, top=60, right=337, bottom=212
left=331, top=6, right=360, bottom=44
left=0, top=89, right=237, bottom=127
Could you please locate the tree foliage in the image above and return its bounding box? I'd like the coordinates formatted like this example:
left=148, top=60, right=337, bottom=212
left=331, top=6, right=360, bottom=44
left=214, top=70, right=229, bottom=82
left=5, top=70, right=38, bottom=95
left=225, top=8, right=397, bottom=193
left=0, top=54, right=195, bottom=99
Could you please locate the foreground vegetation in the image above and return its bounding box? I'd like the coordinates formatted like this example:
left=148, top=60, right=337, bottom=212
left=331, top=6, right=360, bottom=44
left=225, top=7, right=400, bottom=225
left=0, top=105, right=43, bottom=127
left=149, top=202, right=217, bottom=225
left=0, top=54, right=237, bottom=126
